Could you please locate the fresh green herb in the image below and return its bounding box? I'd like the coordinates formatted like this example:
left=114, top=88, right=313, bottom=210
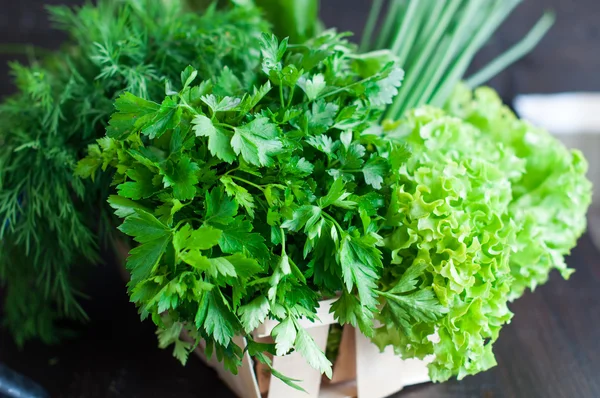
left=255, top=0, right=320, bottom=43
left=363, top=0, right=555, bottom=119
left=79, top=31, right=406, bottom=381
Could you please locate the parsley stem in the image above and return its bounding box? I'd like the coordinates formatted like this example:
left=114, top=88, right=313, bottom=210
left=280, top=228, right=286, bottom=256
left=376, top=290, right=396, bottom=299
left=229, top=175, right=265, bottom=192
left=279, top=85, right=285, bottom=108
left=174, top=217, right=204, bottom=230
left=178, top=96, right=200, bottom=116
left=223, top=167, right=240, bottom=176
left=318, top=77, right=372, bottom=100
left=214, top=122, right=236, bottom=130
left=322, top=212, right=343, bottom=235
left=286, top=85, right=296, bottom=108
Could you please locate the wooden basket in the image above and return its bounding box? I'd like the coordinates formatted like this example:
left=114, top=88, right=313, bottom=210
left=194, top=298, right=431, bottom=398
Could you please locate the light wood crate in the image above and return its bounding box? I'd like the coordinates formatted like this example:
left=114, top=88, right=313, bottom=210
left=194, top=298, right=431, bottom=398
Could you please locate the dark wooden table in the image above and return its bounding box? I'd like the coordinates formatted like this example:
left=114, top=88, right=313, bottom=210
left=2, top=234, right=599, bottom=398
left=2, top=1, right=600, bottom=397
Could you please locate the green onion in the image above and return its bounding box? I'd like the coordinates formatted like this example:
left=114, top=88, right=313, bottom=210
left=374, top=0, right=405, bottom=50
left=363, top=0, right=554, bottom=120
left=359, top=0, right=384, bottom=52
left=465, top=11, right=555, bottom=88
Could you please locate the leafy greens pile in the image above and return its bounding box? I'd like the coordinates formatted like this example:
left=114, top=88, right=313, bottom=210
left=78, top=20, right=592, bottom=381
left=1, top=0, right=592, bottom=387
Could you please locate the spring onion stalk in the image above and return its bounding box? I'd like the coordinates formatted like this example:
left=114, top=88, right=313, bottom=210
left=410, top=0, right=486, bottom=112
left=430, top=0, right=523, bottom=106
left=413, top=0, right=447, bottom=52
left=374, top=0, right=404, bottom=49
left=393, top=1, right=429, bottom=68
left=386, top=0, right=461, bottom=117
left=465, top=11, right=556, bottom=88
left=364, top=0, right=553, bottom=120
left=389, top=0, right=483, bottom=118
left=359, top=0, right=384, bottom=52
left=390, top=0, right=421, bottom=54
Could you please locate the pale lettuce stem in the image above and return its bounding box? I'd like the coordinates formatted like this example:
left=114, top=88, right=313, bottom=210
left=465, top=11, right=555, bottom=88
left=386, top=0, right=462, bottom=119
left=375, top=0, right=404, bottom=49
left=430, top=0, right=522, bottom=107
left=359, top=0, right=384, bottom=52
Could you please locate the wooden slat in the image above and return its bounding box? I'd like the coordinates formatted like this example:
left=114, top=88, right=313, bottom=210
left=267, top=324, right=330, bottom=398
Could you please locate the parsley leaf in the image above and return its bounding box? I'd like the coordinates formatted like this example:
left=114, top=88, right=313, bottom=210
left=118, top=210, right=171, bottom=243
left=231, top=116, right=283, bottom=167
left=107, top=93, right=160, bottom=140
left=202, top=291, right=238, bottom=347
left=173, top=224, right=222, bottom=252
left=205, top=186, right=238, bottom=226
left=161, top=156, right=200, bottom=201
left=298, top=73, right=326, bottom=101
left=118, top=210, right=172, bottom=283
left=218, top=218, right=269, bottom=264
left=220, top=176, right=256, bottom=218
left=281, top=205, right=321, bottom=233
left=295, top=326, right=333, bottom=378
left=142, top=97, right=183, bottom=140
left=192, top=115, right=236, bottom=163
left=117, top=167, right=157, bottom=200
left=213, top=66, right=243, bottom=96
left=238, top=295, right=270, bottom=333
left=331, top=291, right=374, bottom=337
left=308, top=100, right=338, bottom=134
left=282, top=156, right=314, bottom=177
left=260, top=33, right=287, bottom=75
left=362, top=155, right=389, bottom=189
left=272, top=316, right=297, bottom=356
left=339, top=234, right=381, bottom=310
left=201, top=94, right=241, bottom=113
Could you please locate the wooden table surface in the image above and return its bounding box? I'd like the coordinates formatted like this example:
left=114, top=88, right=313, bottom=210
left=2, top=233, right=599, bottom=398
left=1, top=1, right=600, bottom=397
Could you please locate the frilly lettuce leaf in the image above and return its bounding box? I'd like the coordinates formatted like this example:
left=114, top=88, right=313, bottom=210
left=446, top=84, right=592, bottom=299
left=378, top=106, right=517, bottom=381
left=376, top=84, right=591, bottom=381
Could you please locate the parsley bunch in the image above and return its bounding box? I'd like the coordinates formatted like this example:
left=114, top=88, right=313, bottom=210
left=79, top=31, right=406, bottom=383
